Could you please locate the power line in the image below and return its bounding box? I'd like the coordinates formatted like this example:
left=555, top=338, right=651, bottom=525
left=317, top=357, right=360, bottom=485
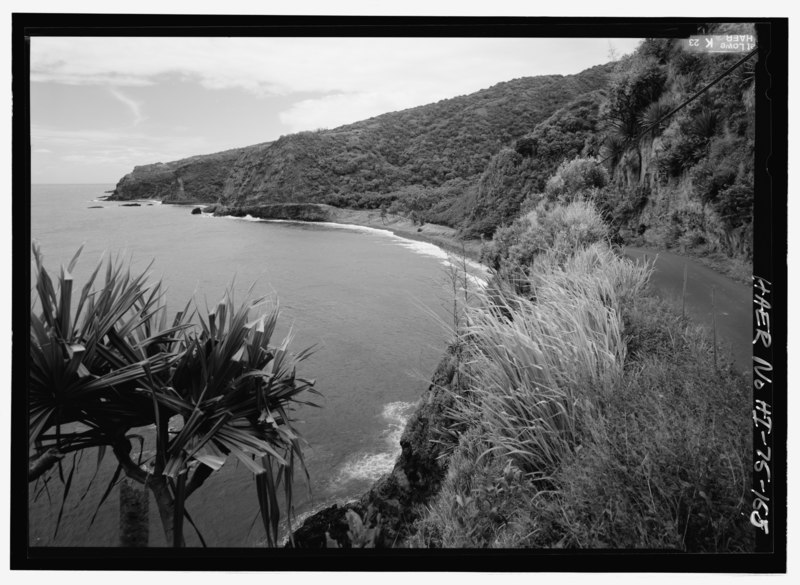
left=600, top=46, right=758, bottom=164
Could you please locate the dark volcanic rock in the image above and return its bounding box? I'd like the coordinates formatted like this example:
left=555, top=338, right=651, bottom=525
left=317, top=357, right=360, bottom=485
left=289, top=503, right=363, bottom=549
left=191, top=207, right=203, bottom=215
left=288, top=344, right=462, bottom=548
left=213, top=203, right=332, bottom=222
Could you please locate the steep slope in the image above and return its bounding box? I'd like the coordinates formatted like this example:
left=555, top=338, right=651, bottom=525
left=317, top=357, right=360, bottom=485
left=111, top=145, right=263, bottom=203
left=111, top=63, right=614, bottom=212
left=465, top=89, right=608, bottom=236
left=466, top=24, right=755, bottom=255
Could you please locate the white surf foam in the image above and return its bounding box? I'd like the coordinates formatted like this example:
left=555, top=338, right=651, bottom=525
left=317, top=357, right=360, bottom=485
left=312, top=220, right=489, bottom=287
left=221, top=213, right=263, bottom=222
left=334, top=401, right=416, bottom=484
left=212, top=214, right=490, bottom=286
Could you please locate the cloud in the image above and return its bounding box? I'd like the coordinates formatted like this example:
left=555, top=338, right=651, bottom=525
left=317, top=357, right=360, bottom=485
left=29, top=36, right=644, bottom=181
left=30, top=36, right=642, bottom=98
left=279, top=92, right=404, bottom=132
left=107, top=88, right=145, bottom=125
left=31, top=125, right=215, bottom=168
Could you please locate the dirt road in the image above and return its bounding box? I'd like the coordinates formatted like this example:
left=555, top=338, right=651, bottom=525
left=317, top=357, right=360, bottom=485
left=624, top=247, right=751, bottom=374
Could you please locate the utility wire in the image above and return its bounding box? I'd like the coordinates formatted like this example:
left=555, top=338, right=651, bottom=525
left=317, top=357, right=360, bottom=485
left=600, top=46, right=758, bottom=164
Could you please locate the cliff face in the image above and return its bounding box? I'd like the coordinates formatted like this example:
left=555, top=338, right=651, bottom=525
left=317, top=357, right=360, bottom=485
left=110, top=145, right=263, bottom=202
left=465, top=90, right=607, bottom=236
left=111, top=64, right=614, bottom=212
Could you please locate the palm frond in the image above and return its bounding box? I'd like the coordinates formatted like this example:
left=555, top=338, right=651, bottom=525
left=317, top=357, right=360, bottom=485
left=30, top=247, right=319, bottom=547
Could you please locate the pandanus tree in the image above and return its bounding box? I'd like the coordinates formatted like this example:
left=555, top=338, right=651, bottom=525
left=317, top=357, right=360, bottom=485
left=29, top=242, right=319, bottom=546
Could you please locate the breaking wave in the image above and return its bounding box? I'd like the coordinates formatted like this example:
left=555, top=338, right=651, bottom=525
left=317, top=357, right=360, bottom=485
left=334, top=401, right=416, bottom=484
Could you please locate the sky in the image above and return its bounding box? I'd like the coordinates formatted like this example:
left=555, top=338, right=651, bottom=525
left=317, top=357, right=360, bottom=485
left=29, top=36, right=643, bottom=184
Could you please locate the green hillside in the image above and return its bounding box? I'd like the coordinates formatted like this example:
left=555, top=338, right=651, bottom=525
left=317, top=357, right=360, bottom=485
left=473, top=24, right=755, bottom=260
left=111, top=63, right=614, bottom=216
left=113, top=25, right=755, bottom=264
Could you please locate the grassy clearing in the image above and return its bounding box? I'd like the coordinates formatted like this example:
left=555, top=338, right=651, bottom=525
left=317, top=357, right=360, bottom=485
left=410, top=240, right=752, bottom=550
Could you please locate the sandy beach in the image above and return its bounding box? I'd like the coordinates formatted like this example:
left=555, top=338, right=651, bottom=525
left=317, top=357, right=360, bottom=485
left=325, top=207, right=484, bottom=264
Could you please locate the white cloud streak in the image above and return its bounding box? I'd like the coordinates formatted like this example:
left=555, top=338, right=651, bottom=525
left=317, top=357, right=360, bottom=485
left=107, top=87, right=146, bottom=125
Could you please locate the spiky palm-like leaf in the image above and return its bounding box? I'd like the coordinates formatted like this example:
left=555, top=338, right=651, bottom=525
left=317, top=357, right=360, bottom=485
left=30, top=243, right=319, bottom=547
left=29, top=242, right=187, bottom=453
left=608, top=112, right=641, bottom=142
left=601, top=133, right=627, bottom=171
left=162, top=291, right=319, bottom=546
left=639, top=100, right=674, bottom=138
left=690, top=109, right=720, bottom=141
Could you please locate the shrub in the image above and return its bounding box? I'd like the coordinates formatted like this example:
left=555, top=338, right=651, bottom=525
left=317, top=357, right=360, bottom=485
left=639, top=100, right=674, bottom=138
left=544, top=157, right=609, bottom=202
left=690, top=109, right=721, bottom=142
left=658, top=132, right=706, bottom=177
left=409, top=428, right=534, bottom=548
left=607, top=56, right=667, bottom=133
left=482, top=200, right=608, bottom=276
left=690, top=157, right=737, bottom=204
left=715, top=180, right=754, bottom=231
left=638, top=38, right=675, bottom=64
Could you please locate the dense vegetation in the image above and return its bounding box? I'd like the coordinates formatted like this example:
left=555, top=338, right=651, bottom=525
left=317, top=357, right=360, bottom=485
left=603, top=26, right=756, bottom=262
left=95, top=27, right=758, bottom=550
left=114, top=26, right=754, bottom=266
left=407, top=200, right=752, bottom=550
left=466, top=24, right=755, bottom=262
left=112, top=63, right=615, bottom=222
left=29, top=244, right=317, bottom=546
left=300, top=149, right=753, bottom=549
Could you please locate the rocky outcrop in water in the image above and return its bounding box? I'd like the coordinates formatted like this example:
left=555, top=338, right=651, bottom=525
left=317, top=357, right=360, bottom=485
left=210, top=203, right=333, bottom=222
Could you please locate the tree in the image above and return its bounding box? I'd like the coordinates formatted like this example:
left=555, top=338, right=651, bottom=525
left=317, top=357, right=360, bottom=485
left=29, top=243, right=319, bottom=547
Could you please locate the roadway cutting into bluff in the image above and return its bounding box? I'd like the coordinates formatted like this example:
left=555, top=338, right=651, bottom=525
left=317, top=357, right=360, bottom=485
left=624, top=246, right=752, bottom=375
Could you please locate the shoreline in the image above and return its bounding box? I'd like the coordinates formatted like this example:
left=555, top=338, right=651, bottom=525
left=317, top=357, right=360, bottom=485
left=207, top=202, right=486, bottom=265
left=332, top=208, right=482, bottom=263
left=309, top=206, right=484, bottom=265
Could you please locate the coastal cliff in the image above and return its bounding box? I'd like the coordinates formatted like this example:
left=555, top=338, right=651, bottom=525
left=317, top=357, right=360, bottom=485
left=289, top=344, right=463, bottom=548
left=102, top=29, right=757, bottom=550
left=111, top=144, right=265, bottom=203
left=111, top=28, right=755, bottom=259
left=110, top=63, right=615, bottom=225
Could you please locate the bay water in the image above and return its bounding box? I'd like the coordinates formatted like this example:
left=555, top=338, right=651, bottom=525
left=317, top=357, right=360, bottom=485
left=29, top=184, right=473, bottom=547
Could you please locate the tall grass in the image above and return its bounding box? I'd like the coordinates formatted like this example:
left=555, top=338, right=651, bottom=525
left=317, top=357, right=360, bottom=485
left=412, top=241, right=752, bottom=550
left=459, top=243, right=652, bottom=477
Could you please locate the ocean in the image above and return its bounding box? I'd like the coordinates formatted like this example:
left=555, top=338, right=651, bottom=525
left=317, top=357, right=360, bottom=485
left=29, top=184, right=476, bottom=547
